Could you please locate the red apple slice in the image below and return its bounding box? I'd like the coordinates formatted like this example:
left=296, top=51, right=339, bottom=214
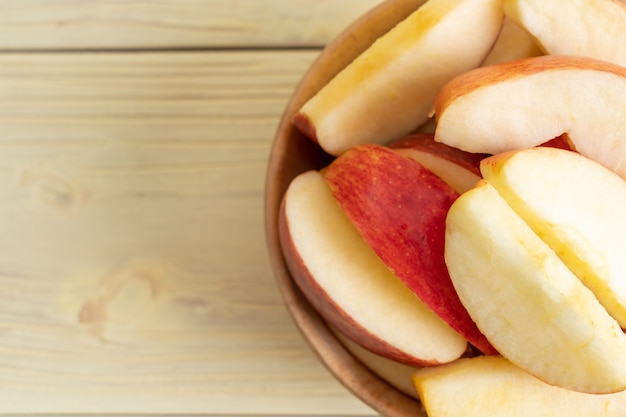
left=279, top=170, right=468, bottom=367
left=293, top=0, right=504, bottom=156
left=434, top=55, right=626, bottom=179
left=390, top=133, right=484, bottom=194
left=322, top=144, right=497, bottom=355
left=413, top=356, right=626, bottom=417
left=504, top=0, right=626, bottom=67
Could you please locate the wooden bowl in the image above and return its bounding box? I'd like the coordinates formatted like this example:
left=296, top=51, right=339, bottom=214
left=265, top=1, right=429, bottom=415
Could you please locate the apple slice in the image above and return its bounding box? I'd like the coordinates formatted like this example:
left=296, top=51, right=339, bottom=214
left=390, top=133, right=483, bottom=194
left=293, top=0, right=504, bottom=156
left=445, top=179, right=626, bottom=393
left=413, top=355, right=626, bottom=417
left=503, top=0, right=626, bottom=67
left=480, top=147, right=626, bottom=328
left=434, top=55, right=626, bottom=179
left=279, top=170, right=468, bottom=366
left=481, top=17, right=543, bottom=66
left=322, top=144, right=496, bottom=355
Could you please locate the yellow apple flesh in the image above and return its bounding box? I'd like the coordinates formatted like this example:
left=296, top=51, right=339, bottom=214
left=445, top=179, right=626, bottom=394
left=279, top=170, right=467, bottom=366
left=434, top=55, right=626, bottom=179
left=293, top=0, right=504, bottom=156
left=481, top=147, right=626, bottom=328
left=413, top=356, right=626, bottom=417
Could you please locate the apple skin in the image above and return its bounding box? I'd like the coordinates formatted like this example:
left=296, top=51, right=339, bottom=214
left=413, top=355, right=626, bottom=417
left=322, top=144, right=497, bottom=356
left=433, top=55, right=626, bottom=179
left=279, top=170, right=468, bottom=367
left=293, top=0, right=504, bottom=156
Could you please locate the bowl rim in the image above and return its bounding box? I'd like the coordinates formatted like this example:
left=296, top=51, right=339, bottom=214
left=264, top=1, right=429, bottom=415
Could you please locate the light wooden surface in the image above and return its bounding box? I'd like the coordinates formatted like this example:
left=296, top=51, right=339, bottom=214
left=0, top=1, right=385, bottom=415
left=0, top=0, right=381, bottom=49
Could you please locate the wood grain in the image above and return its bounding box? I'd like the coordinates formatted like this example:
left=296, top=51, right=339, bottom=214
left=0, top=51, right=377, bottom=415
left=0, top=0, right=382, bottom=50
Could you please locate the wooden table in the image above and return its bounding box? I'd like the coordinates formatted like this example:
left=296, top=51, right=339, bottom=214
left=0, top=1, right=383, bottom=414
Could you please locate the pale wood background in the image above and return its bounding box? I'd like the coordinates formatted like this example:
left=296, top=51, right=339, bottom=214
left=0, top=0, right=385, bottom=415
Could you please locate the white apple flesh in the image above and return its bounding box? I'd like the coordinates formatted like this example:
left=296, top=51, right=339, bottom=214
left=434, top=55, right=626, bottom=179
left=293, top=0, right=504, bottom=156
left=413, top=355, right=626, bottom=417
left=504, top=0, right=626, bottom=67
left=279, top=170, right=468, bottom=366
left=481, top=147, right=626, bottom=328
left=445, top=179, right=626, bottom=394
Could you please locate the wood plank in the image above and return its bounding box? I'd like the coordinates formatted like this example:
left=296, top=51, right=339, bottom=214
left=0, top=51, right=377, bottom=415
left=0, top=0, right=383, bottom=50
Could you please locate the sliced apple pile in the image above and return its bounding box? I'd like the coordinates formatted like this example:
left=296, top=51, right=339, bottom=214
left=277, top=0, right=626, bottom=412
